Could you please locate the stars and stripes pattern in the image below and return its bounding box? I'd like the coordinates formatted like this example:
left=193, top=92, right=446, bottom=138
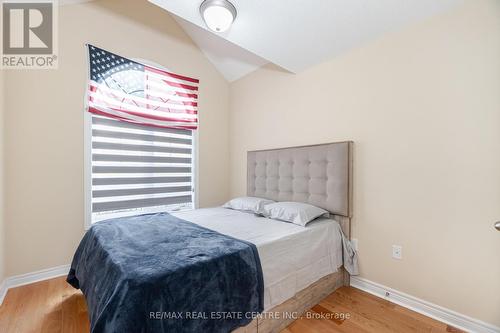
left=86, top=45, right=199, bottom=130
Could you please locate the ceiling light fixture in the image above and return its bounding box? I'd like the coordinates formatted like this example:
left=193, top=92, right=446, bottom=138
left=200, top=0, right=237, bottom=33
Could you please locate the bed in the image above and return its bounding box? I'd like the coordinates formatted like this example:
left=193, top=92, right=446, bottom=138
left=68, top=141, right=355, bottom=333
left=231, top=141, right=355, bottom=332
left=173, top=207, right=349, bottom=312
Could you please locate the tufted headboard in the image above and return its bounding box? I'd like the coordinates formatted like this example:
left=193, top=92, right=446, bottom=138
left=247, top=142, right=353, bottom=236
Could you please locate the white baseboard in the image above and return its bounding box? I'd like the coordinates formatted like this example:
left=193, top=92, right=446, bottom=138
left=0, top=280, right=6, bottom=306
left=350, top=276, right=500, bottom=333
left=0, top=264, right=70, bottom=305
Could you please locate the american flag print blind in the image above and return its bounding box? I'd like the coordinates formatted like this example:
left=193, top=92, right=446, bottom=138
left=86, top=45, right=199, bottom=130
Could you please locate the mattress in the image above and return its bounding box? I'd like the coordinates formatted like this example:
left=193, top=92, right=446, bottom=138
left=173, top=207, right=344, bottom=310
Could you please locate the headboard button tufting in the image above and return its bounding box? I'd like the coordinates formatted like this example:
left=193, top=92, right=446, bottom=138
left=247, top=142, right=352, bottom=218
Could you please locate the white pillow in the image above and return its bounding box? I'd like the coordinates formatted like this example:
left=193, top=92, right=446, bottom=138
left=223, top=197, right=275, bottom=214
left=261, top=202, right=329, bottom=226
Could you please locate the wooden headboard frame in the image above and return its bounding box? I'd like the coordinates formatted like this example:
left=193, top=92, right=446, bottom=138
left=247, top=141, right=353, bottom=238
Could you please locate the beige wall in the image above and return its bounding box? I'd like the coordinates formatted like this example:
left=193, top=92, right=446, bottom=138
left=229, top=0, right=500, bottom=326
left=4, top=0, right=229, bottom=276
left=0, top=69, right=4, bottom=282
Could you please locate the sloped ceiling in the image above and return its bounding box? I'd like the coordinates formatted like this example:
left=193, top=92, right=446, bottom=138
left=149, top=0, right=463, bottom=82
left=173, top=17, right=269, bottom=82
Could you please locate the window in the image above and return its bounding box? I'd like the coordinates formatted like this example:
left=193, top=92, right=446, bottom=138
left=84, top=45, right=199, bottom=227
left=86, top=114, right=196, bottom=226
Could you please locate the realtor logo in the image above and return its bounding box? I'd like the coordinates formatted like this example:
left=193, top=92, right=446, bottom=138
left=1, top=0, right=58, bottom=69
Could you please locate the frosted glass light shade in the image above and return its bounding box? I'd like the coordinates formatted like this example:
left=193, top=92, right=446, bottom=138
left=200, top=0, right=237, bottom=33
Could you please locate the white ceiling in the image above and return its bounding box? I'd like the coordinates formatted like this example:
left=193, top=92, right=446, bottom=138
left=174, top=16, right=269, bottom=82
left=149, top=0, right=463, bottom=82
left=60, top=0, right=94, bottom=5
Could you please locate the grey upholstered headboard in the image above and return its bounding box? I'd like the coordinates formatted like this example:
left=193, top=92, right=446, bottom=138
left=247, top=142, right=353, bottom=236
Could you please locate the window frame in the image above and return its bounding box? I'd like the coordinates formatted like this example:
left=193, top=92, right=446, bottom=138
left=83, top=111, right=199, bottom=230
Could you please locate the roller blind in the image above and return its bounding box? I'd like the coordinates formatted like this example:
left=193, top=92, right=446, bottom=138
left=91, top=115, right=194, bottom=223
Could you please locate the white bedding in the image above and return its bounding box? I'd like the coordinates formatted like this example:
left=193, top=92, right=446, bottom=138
left=173, top=207, right=345, bottom=310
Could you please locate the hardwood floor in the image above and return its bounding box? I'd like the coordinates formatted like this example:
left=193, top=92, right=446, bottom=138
left=0, top=277, right=89, bottom=333
left=0, top=276, right=464, bottom=333
left=283, top=286, right=465, bottom=333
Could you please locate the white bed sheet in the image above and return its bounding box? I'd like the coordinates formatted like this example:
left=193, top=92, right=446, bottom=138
left=172, top=207, right=344, bottom=310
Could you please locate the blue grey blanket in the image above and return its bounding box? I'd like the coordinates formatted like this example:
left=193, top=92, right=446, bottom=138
left=67, top=213, right=264, bottom=333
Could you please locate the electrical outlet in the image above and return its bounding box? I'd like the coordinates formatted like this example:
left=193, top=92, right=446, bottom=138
left=351, top=238, right=358, bottom=251
left=392, top=245, right=402, bottom=259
